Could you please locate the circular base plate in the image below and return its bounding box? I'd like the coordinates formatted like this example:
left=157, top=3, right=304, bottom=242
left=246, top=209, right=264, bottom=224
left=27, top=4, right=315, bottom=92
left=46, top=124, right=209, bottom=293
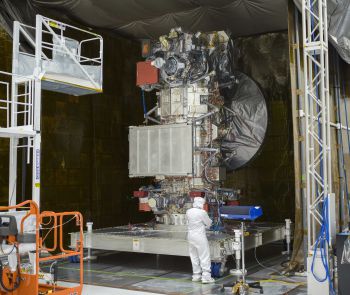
left=83, top=255, right=97, bottom=261
left=229, top=269, right=247, bottom=276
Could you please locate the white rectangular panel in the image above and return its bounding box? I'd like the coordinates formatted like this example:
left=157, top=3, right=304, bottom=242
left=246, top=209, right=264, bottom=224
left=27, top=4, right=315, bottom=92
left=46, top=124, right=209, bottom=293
left=129, top=124, right=192, bottom=177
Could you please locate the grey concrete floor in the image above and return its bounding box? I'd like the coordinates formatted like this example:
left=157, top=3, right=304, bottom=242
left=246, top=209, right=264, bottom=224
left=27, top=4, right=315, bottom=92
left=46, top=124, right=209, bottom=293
left=48, top=243, right=306, bottom=294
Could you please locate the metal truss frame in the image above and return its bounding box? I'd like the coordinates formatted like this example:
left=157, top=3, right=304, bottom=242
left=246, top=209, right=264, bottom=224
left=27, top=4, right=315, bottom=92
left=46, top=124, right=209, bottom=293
left=302, top=0, right=331, bottom=252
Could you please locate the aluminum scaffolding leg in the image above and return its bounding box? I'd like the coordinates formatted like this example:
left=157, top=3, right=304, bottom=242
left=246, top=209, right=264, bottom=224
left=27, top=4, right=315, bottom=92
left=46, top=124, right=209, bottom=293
left=9, top=138, right=17, bottom=208
left=301, top=0, right=334, bottom=293
left=32, top=15, right=43, bottom=208
left=32, top=134, right=41, bottom=205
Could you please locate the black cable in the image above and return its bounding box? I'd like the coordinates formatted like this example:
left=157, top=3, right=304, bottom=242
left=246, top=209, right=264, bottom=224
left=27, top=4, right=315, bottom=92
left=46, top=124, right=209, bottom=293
left=0, top=246, right=21, bottom=292
left=0, top=242, right=15, bottom=256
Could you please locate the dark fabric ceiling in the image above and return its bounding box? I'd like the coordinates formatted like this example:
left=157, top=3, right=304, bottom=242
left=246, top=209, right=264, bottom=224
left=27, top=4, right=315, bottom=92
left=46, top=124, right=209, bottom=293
left=0, top=0, right=288, bottom=39
left=0, top=0, right=349, bottom=63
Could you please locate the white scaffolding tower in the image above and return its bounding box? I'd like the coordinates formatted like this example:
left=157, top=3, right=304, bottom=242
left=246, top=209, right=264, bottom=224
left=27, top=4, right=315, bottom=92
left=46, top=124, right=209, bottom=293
left=302, top=0, right=334, bottom=294
left=0, top=15, right=103, bottom=208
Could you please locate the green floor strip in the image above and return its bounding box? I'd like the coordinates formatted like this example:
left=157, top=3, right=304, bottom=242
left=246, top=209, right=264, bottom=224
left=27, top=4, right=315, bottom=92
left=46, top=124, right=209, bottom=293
left=59, top=266, right=200, bottom=283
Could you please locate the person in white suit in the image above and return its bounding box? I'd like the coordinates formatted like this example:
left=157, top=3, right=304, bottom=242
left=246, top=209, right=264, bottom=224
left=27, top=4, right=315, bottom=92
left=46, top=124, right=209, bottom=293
left=186, top=197, right=215, bottom=283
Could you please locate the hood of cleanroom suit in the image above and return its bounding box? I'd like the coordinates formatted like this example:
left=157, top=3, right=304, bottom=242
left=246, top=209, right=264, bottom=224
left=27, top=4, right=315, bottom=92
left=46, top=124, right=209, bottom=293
left=193, top=197, right=205, bottom=210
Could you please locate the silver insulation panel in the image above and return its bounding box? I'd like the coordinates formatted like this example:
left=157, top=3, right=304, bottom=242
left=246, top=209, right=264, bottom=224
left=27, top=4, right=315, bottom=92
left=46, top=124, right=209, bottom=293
left=129, top=124, right=193, bottom=177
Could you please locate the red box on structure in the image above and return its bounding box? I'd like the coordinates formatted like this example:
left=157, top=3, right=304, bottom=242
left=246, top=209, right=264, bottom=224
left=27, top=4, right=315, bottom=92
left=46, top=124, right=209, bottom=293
left=226, top=200, right=239, bottom=206
left=189, top=191, right=205, bottom=198
left=136, top=61, right=158, bottom=86
left=139, top=202, right=151, bottom=212
left=133, top=190, right=149, bottom=198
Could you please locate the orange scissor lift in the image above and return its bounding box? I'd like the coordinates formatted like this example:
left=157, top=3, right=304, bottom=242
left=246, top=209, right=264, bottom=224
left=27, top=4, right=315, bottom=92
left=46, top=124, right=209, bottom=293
left=0, top=201, right=84, bottom=295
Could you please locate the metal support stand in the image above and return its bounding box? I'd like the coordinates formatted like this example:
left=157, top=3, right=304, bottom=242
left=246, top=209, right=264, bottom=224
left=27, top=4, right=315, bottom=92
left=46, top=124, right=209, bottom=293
left=223, top=222, right=263, bottom=295
left=229, top=228, right=245, bottom=276
left=84, top=222, right=97, bottom=261
left=241, top=222, right=246, bottom=286
left=282, top=219, right=292, bottom=257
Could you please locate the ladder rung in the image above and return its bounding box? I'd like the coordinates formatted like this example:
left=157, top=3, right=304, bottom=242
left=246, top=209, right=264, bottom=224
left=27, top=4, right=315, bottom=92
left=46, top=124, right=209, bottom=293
left=13, top=102, right=32, bottom=106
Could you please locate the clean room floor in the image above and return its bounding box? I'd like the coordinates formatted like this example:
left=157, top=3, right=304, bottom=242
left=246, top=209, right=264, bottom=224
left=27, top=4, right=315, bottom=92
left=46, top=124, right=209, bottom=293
left=52, top=244, right=306, bottom=294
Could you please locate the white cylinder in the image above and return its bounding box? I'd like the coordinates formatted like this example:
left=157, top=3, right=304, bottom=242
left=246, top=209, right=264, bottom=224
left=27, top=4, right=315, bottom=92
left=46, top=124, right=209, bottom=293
left=285, top=219, right=291, bottom=243
left=87, top=222, right=93, bottom=233
left=233, top=229, right=242, bottom=259
left=86, top=222, right=93, bottom=249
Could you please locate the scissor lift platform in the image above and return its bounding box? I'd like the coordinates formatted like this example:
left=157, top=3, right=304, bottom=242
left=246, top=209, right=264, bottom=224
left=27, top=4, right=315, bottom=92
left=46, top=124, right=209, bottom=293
left=15, top=15, right=103, bottom=96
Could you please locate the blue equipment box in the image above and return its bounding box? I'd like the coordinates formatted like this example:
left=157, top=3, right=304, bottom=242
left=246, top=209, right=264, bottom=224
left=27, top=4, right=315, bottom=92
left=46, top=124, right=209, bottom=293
left=220, top=206, right=263, bottom=221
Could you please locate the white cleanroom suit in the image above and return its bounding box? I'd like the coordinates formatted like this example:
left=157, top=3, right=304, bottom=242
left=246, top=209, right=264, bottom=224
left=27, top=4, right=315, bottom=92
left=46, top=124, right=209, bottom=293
left=186, top=197, right=215, bottom=283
